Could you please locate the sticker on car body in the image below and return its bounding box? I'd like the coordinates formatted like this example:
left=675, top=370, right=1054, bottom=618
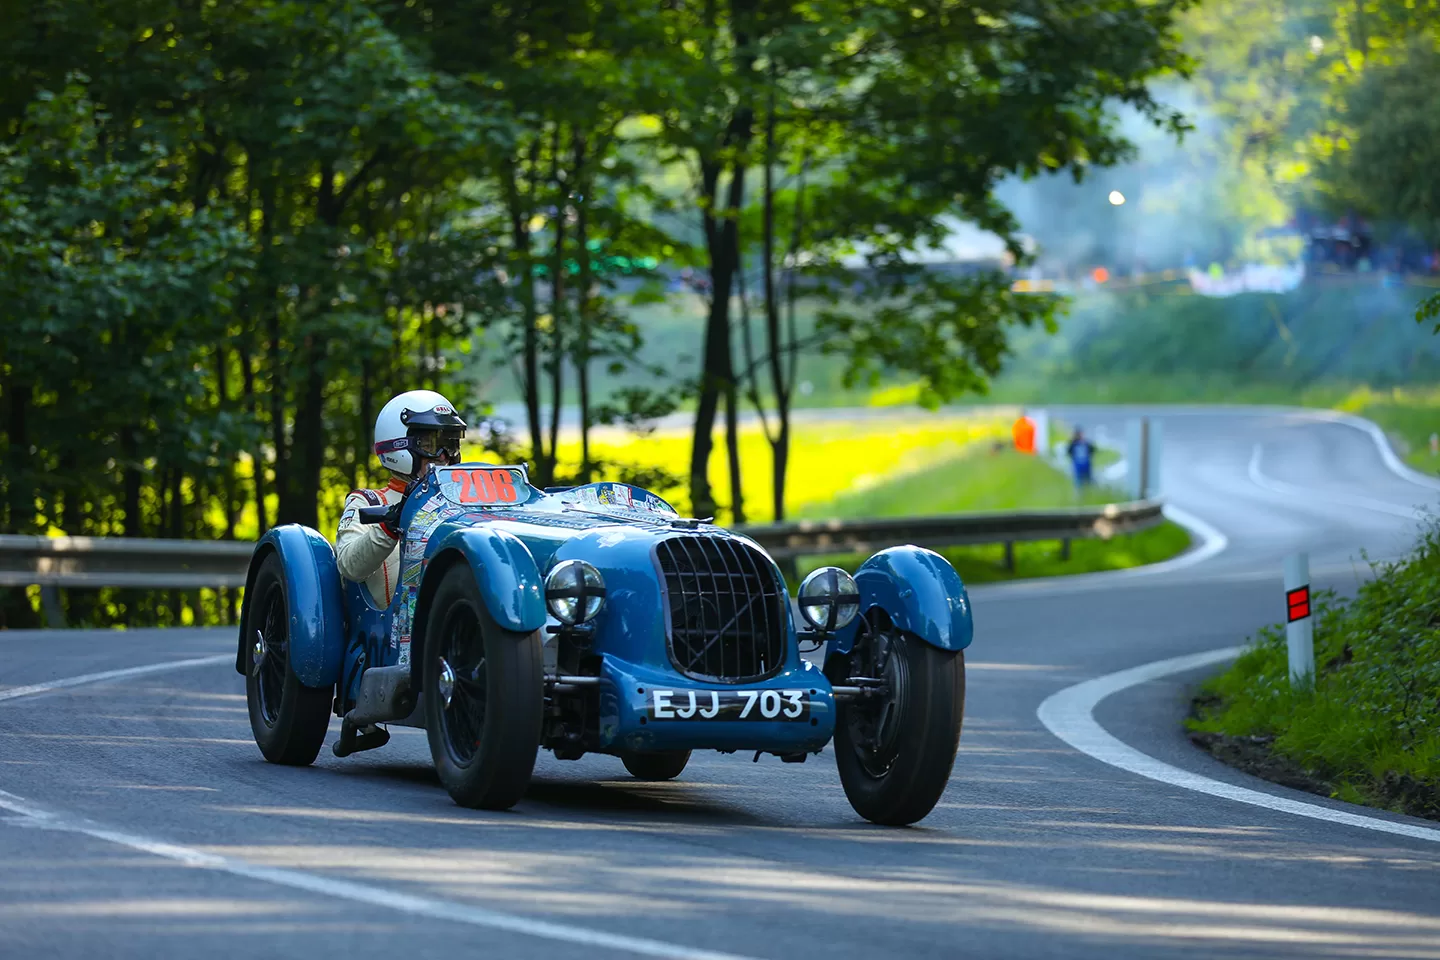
left=647, top=688, right=810, bottom=721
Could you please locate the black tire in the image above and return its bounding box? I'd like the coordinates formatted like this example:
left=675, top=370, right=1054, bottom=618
left=621, top=750, right=691, bottom=781
left=834, top=613, right=965, bottom=826
left=245, top=553, right=333, bottom=766
left=424, top=562, right=544, bottom=810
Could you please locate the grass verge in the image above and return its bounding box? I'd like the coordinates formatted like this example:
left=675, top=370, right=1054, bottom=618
left=1187, top=522, right=1440, bottom=822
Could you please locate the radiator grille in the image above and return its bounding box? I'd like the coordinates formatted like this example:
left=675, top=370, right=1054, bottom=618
left=655, top=536, right=786, bottom=684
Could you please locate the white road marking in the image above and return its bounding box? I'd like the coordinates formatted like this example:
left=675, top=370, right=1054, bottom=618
left=1037, top=647, right=1440, bottom=845
left=1247, top=444, right=1428, bottom=520
left=0, top=790, right=757, bottom=960
left=1299, top=409, right=1440, bottom=491
left=0, top=655, right=758, bottom=959
left=0, top=655, right=234, bottom=704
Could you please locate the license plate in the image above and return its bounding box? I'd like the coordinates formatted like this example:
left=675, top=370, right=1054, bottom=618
left=647, top=688, right=811, bottom=721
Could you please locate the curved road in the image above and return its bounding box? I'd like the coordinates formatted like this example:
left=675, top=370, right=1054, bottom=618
left=4, top=407, right=1439, bottom=959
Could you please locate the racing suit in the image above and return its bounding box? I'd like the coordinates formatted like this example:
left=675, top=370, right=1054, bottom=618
left=335, top=478, right=407, bottom=605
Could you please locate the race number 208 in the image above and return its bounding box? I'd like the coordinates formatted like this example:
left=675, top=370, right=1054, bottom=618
left=647, top=688, right=810, bottom=721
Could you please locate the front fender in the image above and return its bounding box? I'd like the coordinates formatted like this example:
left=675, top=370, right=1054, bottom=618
left=423, top=525, right=546, bottom=634
left=234, top=524, right=347, bottom=687
left=841, top=545, right=973, bottom=653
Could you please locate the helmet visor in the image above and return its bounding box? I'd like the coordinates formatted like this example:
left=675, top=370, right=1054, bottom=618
left=410, top=426, right=464, bottom=461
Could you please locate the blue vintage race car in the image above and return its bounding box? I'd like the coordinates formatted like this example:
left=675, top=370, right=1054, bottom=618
left=236, top=463, right=972, bottom=825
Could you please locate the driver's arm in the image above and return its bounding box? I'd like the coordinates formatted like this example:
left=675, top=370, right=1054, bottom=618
left=335, top=491, right=399, bottom=583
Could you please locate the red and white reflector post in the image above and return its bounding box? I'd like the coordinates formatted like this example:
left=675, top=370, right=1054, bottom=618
left=1284, top=552, right=1315, bottom=688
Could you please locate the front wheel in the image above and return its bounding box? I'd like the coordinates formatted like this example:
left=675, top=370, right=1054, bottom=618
left=423, top=562, right=544, bottom=810
left=621, top=750, right=691, bottom=781
left=834, top=612, right=965, bottom=826
left=245, top=553, right=333, bottom=766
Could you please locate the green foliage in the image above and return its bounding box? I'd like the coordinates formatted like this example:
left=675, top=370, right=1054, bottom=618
left=996, top=278, right=1440, bottom=395
left=0, top=0, right=1202, bottom=624
left=1191, top=522, right=1440, bottom=818
left=1321, top=37, right=1440, bottom=243
left=1420, top=291, right=1440, bottom=331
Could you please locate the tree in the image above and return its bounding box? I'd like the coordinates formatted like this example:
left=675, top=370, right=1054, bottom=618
left=706, top=0, right=1196, bottom=521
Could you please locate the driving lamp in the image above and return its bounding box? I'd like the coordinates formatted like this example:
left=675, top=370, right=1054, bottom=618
left=544, top=559, right=606, bottom=625
left=797, top=566, right=860, bottom=632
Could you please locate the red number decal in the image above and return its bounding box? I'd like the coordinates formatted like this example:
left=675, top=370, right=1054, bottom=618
left=473, top=470, right=495, bottom=502
left=457, top=470, right=478, bottom=503
left=451, top=468, right=521, bottom=504
left=491, top=469, right=517, bottom=502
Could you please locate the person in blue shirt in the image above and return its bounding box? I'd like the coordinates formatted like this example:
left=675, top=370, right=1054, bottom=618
left=1066, top=427, right=1095, bottom=490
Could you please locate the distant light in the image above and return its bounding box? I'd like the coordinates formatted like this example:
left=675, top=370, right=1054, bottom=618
left=1092, top=267, right=1110, bottom=284
left=1108, top=190, right=1126, bottom=206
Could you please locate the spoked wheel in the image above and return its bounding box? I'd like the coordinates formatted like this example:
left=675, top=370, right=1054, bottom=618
left=621, top=750, right=691, bottom=781
left=436, top=602, right=489, bottom=768
left=834, top=610, right=965, bottom=826
left=424, top=563, right=543, bottom=810
left=244, top=553, right=332, bottom=766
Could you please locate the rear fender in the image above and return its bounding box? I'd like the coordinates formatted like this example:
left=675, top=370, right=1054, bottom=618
left=410, top=526, right=546, bottom=684
left=234, top=524, right=346, bottom=687
left=829, top=546, right=973, bottom=657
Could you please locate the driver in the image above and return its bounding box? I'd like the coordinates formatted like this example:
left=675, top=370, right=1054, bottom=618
left=336, top=389, right=466, bottom=603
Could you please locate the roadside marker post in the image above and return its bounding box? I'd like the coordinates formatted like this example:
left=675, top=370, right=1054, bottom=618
left=1284, top=552, right=1315, bottom=688
left=1126, top=417, right=1164, bottom=499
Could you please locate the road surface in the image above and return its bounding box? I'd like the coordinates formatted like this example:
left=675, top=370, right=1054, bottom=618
left=3, top=407, right=1438, bottom=959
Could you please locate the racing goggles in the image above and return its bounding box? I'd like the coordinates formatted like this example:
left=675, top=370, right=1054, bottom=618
left=410, top=426, right=464, bottom=460
left=374, top=427, right=465, bottom=462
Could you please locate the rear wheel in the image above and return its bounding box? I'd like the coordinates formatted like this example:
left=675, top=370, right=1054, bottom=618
left=424, top=563, right=544, bottom=810
left=834, top=611, right=965, bottom=826
left=621, top=750, right=691, bottom=781
left=245, top=553, right=333, bottom=766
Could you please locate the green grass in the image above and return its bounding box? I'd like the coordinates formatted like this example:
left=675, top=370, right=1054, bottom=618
left=537, top=411, right=1010, bottom=524
left=1188, top=522, right=1440, bottom=821
left=795, top=446, right=1120, bottom=519
left=792, top=443, right=1192, bottom=584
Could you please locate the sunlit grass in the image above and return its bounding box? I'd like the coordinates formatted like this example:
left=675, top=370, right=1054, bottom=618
left=544, top=412, right=1012, bottom=524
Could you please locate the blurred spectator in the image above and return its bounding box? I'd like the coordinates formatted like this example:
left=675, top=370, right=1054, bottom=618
left=1067, top=427, right=1095, bottom=489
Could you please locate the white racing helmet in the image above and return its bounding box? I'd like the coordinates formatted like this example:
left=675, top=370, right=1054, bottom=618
left=374, top=389, right=467, bottom=477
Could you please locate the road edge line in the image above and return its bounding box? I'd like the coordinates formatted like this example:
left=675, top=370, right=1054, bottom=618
left=0, top=654, right=234, bottom=704
left=0, top=789, right=757, bottom=960
left=0, top=658, right=760, bottom=960
left=1036, top=646, right=1440, bottom=845
left=1247, top=443, right=1428, bottom=520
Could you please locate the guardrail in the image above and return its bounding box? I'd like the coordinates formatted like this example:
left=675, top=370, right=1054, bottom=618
left=742, top=499, right=1164, bottom=559
left=0, top=535, right=252, bottom=589
left=0, top=499, right=1164, bottom=591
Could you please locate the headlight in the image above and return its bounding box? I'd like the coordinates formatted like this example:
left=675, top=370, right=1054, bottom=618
left=545, top=559, right=606, bottom=625
left=797, top=566, right=860, bottom=632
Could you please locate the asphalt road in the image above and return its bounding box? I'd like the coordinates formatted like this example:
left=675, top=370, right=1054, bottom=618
left=4, top=407, right=1439, bottom=959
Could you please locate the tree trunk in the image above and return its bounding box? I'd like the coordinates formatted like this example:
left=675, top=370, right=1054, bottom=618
left=689, top=139, right=750, bottom=520
left=504, top=149, right=544, bottom=480
left=3, top=379, right=31, bottom=534
left=120, top=426, right=142, bottom=538
left=215, top=347, right=237, bottom=541
left=238, top=336, right=269, bottom=534
left=545, top=126, right=567, bottom=483
left=573, top=135, right=594, bottom=482
left=282, top=335, right=326, bottom=529
left=358, top=357, right=374, bottom=490
left=267, top=307, right=289, bottom=521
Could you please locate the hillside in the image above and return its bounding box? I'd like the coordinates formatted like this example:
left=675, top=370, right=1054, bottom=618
left=994, top=274, right=1440, bottom=402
